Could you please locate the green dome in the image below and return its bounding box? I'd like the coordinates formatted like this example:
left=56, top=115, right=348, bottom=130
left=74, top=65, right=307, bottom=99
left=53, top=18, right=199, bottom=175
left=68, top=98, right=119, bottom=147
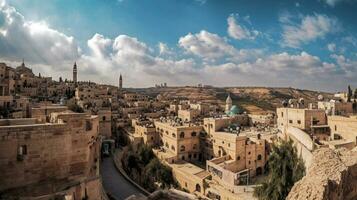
left=230, top=105, right=239, bottom=115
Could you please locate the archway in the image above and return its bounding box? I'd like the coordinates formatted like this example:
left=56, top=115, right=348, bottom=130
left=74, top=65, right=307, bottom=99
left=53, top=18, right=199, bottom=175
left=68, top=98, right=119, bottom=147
left=195, top=184, right=201, bottom=192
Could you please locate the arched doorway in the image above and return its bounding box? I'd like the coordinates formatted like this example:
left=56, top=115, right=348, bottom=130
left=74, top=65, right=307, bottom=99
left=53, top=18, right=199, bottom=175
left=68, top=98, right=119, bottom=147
left=195, top=184, right=201, bottom=192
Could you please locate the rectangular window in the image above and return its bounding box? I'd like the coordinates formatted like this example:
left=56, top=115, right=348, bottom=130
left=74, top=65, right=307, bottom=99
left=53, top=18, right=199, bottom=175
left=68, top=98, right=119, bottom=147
left=289, top=120, right=293, bottom=124
left=297, top=120, right=301, bottom=124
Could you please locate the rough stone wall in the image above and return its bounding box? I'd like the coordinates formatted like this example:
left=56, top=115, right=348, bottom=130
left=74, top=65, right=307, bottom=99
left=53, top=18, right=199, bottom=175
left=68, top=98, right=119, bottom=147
left=287, top=148, right=357, bottom=200
left=0, top=115, right=100, bottom=193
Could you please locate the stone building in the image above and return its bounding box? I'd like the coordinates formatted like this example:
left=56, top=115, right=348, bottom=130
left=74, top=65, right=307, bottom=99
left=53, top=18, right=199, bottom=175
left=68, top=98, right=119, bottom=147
left=0, top=111, right=102, bottom=199
left=328, top=115, right=357, bottom=147
left=154, top=118, right=203, bottom=163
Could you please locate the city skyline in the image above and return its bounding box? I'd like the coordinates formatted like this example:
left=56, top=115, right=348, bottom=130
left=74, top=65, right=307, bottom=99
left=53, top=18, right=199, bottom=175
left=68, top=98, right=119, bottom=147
left=0, top=0, right=356, bottom=91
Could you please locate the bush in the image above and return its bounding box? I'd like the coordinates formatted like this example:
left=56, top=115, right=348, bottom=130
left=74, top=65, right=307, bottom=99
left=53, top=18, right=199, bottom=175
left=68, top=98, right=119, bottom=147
left=67, top=102, right=84, bottom=113
left=121, top=145, right=176, bottom=192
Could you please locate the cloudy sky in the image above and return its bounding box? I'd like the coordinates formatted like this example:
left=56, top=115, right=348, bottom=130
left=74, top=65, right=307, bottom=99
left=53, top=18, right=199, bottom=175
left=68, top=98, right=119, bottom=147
left=0, top=0, right=356, bottom=91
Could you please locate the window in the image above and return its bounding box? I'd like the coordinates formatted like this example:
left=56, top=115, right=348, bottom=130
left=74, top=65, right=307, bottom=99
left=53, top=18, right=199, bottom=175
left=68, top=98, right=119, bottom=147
left=335, top=125, right=337, bottom=131
left=171, top=145, right=175, bottom=151
left=257, top=154, right=262, bottom=160
left=248, top=161, right=251, bottom=164
left=180, top=145, right=185, bottom=152
left=281, top=112, right=283, bottom=117
left=289, top=120, right=293, bottom=124
left=165, top=131, right=169, bottom=135
left=180, top=132, right=185, bottom=138
left=86, top=121, right=93, bottom=131
left=165, top=142, right=169, bottom=148
left=102, top=116, right=106, bottom=121
left=193, top=144, right=197, bottom=150
left=297, top=120, right=301, bottom=124
left=191, top=132, right=197, bottom=137
left=172, top=133, right=176, bottom=138
left=237, top=156, right=241, bottom=160
left=248, top=151, right=251, bottom=155
left=228, top=143, right=230, bottom=147
left=17, top=145, right=27, bottom=161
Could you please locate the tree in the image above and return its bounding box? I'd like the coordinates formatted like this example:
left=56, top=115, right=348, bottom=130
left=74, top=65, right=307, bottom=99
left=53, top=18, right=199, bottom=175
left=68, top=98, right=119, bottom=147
left=254, top=140, right=305, bottom=200
left=67, top=102, right=84, bottom=113
left=354, top=88, right=357, bottom=99
left=144, top=158, right=176, bottom=189
left=138, top=145, right=155, bottom=166
left=347, top=85, right=352, bottom=102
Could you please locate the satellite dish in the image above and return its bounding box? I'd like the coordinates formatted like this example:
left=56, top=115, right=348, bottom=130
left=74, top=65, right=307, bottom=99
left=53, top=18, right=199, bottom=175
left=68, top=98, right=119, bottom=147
left=288, top=99, right=295, bottom=105
left=282, top=100, right=288, bottom=107
left=299, top=98, right=305, bottom=105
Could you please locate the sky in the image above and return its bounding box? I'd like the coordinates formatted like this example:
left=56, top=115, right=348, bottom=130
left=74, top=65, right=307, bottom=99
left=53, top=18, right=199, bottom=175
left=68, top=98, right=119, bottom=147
left=0, top=0, right=356, bottom=91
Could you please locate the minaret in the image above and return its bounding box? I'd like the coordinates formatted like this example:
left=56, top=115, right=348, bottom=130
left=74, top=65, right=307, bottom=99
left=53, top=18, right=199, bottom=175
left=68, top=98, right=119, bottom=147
left=73, top=62, right=77, bottom=85
left=225, top=94, right=232, bottom=113
left=119, top=74, right=123, bottom=90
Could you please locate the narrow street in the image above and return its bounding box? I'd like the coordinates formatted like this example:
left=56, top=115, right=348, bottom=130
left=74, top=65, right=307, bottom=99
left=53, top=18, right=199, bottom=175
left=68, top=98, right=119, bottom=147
left=100, top=157, right=144, bottom=200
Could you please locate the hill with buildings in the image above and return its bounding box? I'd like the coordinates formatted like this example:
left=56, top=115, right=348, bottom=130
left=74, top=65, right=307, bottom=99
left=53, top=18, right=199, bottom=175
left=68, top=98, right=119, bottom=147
left=137, top=86, right=333, bottom=114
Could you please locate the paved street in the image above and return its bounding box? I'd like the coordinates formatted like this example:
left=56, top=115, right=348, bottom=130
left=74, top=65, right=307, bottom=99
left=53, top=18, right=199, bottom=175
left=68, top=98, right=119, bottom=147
left=100, top=157, right=144, bottom=200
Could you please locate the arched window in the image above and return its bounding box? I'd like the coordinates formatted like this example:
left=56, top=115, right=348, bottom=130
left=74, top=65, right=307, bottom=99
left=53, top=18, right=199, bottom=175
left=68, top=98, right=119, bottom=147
left=171, top=145, right=175, bottom=151
left=191, top=132, right=197, bottom=137
left=237, top=156, right=241, bottom=160
left=165, top=142, right=169, bottom=148
left=180, top=145, right=185, bottom=152
left=257, top=154, right=262, bottom=160
left=180, top=132, right=185, bottom=138
left=172, top=133, right=176, bottom=138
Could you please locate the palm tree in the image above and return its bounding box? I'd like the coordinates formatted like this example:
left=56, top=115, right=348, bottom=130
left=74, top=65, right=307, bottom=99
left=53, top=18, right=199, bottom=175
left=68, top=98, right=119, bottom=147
left=254, top=140, right=305, bottom=200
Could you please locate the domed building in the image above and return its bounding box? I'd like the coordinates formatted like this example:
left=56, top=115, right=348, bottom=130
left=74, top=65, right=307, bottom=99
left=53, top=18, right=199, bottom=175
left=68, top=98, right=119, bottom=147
left=226, top=105, right=240, bottom=116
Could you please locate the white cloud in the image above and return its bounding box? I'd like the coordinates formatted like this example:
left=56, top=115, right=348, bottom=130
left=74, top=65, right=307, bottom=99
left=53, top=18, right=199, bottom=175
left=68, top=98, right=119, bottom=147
left=158, top=42, right=173, bottom=55
left=178, top=30, right=262, bottom=62
left=195, top=0, right=207, bottom=5
left=327, top=43, right=336, bottom=52
left=0, top=1, right=80, bottom=67
left=320, top=0, right=345, bottom=7
left=281, top=14, right=339, bottom=48
left=227, top=14, right=259, bottom=40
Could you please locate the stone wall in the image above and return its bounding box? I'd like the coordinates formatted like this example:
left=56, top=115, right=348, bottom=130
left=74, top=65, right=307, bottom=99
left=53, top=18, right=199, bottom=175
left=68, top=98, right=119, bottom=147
left=0, top=114, right=100, bottom=196
left=287, top=148, right=357, bottom=200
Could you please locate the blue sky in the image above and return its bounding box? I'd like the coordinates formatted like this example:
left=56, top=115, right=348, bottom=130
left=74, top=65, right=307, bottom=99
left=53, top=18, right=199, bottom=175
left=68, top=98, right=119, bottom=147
left=1, top=0, right=357, bottom=91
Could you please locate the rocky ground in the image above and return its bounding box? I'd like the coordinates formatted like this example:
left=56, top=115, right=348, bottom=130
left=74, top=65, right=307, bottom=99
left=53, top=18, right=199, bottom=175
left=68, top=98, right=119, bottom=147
left=287, top=147, right=357, bottom=200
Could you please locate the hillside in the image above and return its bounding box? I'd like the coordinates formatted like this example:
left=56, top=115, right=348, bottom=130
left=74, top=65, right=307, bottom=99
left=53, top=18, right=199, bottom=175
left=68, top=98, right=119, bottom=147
left=137, top=86, right=332, bottom=114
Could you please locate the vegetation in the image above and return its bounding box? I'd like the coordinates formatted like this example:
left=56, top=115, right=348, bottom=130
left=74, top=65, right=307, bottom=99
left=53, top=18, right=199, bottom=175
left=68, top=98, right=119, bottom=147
left=65, top=88, right=75, bottom=99
left=0, top=106, right=13, bottom=118
left=121, top=145, right=177, bottom=192
left=67, top=102, right=84, bottom=113
left=347, top=85, right=353, bottom=102
left=254, top=140, right=305, bottom=200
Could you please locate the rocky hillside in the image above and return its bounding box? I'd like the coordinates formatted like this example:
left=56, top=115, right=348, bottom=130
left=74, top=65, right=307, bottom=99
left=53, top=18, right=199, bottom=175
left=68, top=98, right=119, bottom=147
left=136, top=86, right=332, bottom=114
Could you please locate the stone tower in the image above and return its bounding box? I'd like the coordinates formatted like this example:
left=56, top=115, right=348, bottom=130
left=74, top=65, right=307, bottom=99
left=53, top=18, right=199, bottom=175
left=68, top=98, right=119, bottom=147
left=73, top=62, right=77, bottom=85
left=225, top=94, right=232, bottom=113
left=119, top=74, right=123, bottom=90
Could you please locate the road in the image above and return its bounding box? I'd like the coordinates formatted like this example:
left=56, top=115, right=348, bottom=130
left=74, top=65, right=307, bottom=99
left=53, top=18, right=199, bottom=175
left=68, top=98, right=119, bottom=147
left=100, top=157, right=144, bottom=200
